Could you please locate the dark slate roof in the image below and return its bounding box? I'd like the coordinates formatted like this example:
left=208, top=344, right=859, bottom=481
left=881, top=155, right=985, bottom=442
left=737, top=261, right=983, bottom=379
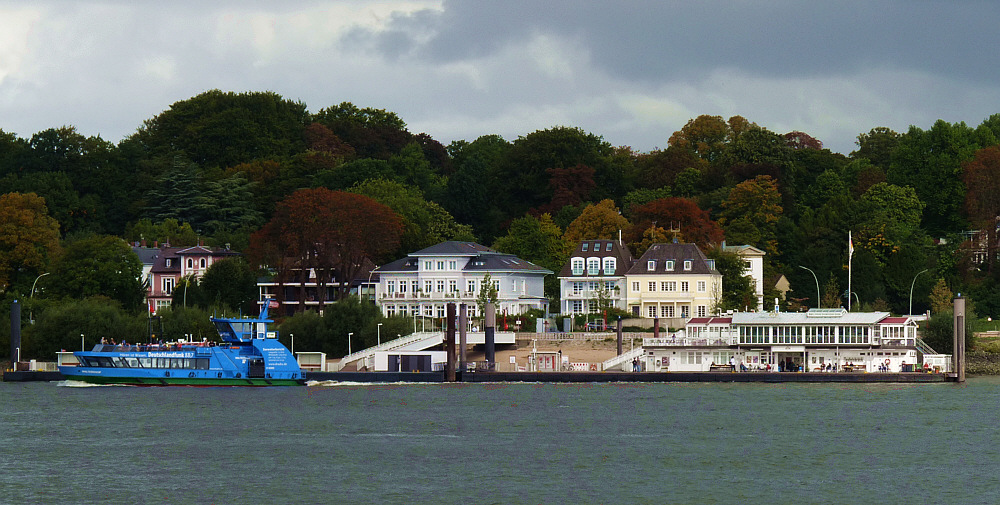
left=558, top=239, right=635, bottom=277
left=625, top=243, right=718, bottom=275
left=463, top=253, right=551, bottom=274
left=132, top=247, right=160, bottom=266
left=374, top=242, right=551, bottom=275
left=409, top=241, right=495, bottom=256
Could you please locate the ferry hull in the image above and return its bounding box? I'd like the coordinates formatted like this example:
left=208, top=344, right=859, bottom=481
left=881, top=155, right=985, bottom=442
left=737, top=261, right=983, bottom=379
left=60, top=372, right=305, bottom=387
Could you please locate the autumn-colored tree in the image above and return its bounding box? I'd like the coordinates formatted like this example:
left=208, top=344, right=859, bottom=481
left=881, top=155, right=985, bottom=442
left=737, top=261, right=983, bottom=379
left=783, top=131, right=823, bottom=150
left=668, top=115, right=730, bottom=163
left=963, top=145, right=1000, bottom=273
left=247, top=188, right=403, bottom=309
left=628, top=197, right=724, bottom=253
left=543, top=164, right=596, bottom=213
left=0, top=192, right=61, bottom=294
left=303, top=122, right=356, bottom=160
left=719, top=175, right=783, bottom=256
left=563, top=200, right=631, bottom=246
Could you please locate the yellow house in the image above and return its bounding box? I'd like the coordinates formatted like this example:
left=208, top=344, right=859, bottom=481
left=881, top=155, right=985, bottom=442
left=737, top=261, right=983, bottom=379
left=625, top=243, right=722, bottom=324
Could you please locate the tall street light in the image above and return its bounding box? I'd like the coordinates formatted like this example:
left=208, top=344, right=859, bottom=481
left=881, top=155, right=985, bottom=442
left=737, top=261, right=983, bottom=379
left=909, top=268, right=929, bottom=316
left=377, top=323, right=382, bottom=346
left=797, top=266, right=820, bottom=309
left=347, top=332, right=353, bottom=355
left=30, top=272, right=50, bottom=323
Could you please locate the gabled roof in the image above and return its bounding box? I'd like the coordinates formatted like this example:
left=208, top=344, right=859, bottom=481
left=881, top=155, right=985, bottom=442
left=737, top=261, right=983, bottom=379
left=722, top=244, right=766, bottom=257
left=558, top=239, right=635, bottom=278
left=626, top=243, right=718, bottom=275
left=132, top=247, right=160, bottom=266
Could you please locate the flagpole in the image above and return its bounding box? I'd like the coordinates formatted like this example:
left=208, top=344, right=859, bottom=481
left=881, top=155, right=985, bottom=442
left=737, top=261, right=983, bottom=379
left=848, top=231, right=853, bottom=312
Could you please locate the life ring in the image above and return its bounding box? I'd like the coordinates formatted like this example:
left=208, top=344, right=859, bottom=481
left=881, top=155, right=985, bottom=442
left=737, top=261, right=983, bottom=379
left=885, top=359, right=890, bottom=366
left=164, top=371, right=170, bottom=377
left=188, top=372, right=196, bottom=378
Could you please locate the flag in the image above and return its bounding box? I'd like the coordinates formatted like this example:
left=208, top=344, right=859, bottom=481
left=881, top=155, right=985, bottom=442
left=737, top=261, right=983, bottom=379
left=848, top=231, right=854, bottom=261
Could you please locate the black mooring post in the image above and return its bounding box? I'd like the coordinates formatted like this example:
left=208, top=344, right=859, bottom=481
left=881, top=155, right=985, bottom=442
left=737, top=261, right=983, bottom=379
left=484, top=303, right=495, bottom=367
left=446, top=303, right=456, bottom=382
left=459, top=303, right=468, bottom=372
left=11, top=300, right=21, bottom=367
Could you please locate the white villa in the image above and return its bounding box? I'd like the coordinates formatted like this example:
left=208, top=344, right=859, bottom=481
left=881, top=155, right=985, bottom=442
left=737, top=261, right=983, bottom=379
left=557, top=239, right=634, bottom=315
left=373, top=241, right=551, bottom=321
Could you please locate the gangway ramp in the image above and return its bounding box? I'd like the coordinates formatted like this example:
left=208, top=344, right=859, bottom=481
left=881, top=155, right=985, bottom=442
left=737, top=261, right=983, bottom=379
left=602, top=346, right=644, bottom=371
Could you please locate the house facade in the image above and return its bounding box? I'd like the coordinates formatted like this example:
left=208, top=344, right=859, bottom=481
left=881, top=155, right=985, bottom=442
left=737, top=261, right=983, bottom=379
left=722, top=244, right=766, bottom=310
left=147, top=245, right=239, bottom=313
left=373, top=241, right=551, bottom=320
left=557, top=239, right=634, bottom=315
left=256, top=258, right=377, bottom=316
left=624, top=243, right=722, bottom=324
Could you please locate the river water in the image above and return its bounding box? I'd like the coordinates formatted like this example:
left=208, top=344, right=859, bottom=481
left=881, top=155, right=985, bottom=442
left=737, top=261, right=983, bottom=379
left=1, top=377, right=998, bottom=504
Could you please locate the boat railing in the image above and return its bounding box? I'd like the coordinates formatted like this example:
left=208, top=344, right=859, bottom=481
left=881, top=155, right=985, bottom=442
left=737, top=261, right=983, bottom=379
left=90, top=342, right=219, bottom=353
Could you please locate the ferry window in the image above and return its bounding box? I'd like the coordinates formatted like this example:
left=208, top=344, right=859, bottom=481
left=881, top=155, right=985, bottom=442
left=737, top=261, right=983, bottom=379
left=196, top=359, right=209, bottom=370
left=96, top=357, right=116, bottom=368
left=139, top=358, right=152, bottom=368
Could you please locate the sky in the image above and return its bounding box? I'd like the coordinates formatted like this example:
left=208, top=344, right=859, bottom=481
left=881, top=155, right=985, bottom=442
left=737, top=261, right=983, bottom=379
left=2, top=0, right=999, bottom=155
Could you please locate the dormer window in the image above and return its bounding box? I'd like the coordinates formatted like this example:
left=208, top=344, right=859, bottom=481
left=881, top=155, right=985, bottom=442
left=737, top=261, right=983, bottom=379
left=684, top=260, right=692, bottom=271
left=587, top=258, right=600, bottom=275
left=582, top=243, right=589, bottom=252
left=572, top=258, right=584, bottom=276
left=165, top=259, right=171, bottom=268
left=647, top=260, right=656, bottom=271
left=665, top=260, right=674, bottom=271
left=605, top=242, right=612, bottom=251
left=603, top=257, right=616, bottom=275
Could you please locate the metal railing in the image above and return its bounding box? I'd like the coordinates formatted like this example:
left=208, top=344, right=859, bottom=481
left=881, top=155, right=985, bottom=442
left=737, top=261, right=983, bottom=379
left=602, top=347, right=645, bottom=371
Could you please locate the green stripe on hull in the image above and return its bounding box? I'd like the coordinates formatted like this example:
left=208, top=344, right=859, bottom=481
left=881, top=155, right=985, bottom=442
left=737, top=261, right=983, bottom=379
left=64, top=375, right=304, bottom=386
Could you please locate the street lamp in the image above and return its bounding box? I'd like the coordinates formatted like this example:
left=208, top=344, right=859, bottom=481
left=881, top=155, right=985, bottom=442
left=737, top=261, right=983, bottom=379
left=347, top=332, right=353, bottom=355
left=377, top=323, right=382, bottom=346
left=29, top=272, right=50, bottom=323
left=909, top=268, right=930, bottom=316
left=797, top=266, right=820, bottom=309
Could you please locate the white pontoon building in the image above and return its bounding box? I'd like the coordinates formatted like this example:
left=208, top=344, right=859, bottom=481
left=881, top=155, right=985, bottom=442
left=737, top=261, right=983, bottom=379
left=642, top=308, right=941, bottom=373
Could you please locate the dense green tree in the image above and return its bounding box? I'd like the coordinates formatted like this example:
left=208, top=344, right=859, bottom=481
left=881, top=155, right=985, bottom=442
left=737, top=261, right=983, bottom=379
left=719, top=175, right=783, bottom=257
left=21, top=297, right=147, bottom=359
left=497, top=127, right=616, bottom=217
left=199, top=257, right=258, bottom=314
left=707, top=248, right=756, bottom=312
left=49, top=235, right=145, bottom=313
left=852, top=183, right=925, bottom=267
left=444, top=135, right=510, bottom=241
left=129, top=90, right=309, bottom=168
left=349, top=178, right=473, bottom=257
left=888, top=120, right=981, bottom=235
left=851, top=127, right=900, bottom=169
left=312, top=102, right=413, bottom=161
left=492, top=214, right=566, bottom=300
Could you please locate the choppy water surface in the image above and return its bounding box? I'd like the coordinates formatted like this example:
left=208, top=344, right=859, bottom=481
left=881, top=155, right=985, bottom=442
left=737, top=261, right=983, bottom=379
left=2, top=378, right=999, bottom=504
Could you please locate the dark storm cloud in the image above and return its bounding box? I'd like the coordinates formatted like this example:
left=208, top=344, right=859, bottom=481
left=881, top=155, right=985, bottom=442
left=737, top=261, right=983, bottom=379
left=370, top=0, right=1000, bottom=83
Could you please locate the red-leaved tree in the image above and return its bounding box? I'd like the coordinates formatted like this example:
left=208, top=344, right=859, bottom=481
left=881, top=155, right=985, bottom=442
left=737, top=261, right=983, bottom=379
left=248, top=188, right=403, bottom=310
left=627, top=197, right=724, bottom=255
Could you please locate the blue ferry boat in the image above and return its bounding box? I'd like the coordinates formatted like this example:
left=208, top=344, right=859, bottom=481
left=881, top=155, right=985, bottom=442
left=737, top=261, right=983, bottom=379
left=58, top=303, right=305, bottom=386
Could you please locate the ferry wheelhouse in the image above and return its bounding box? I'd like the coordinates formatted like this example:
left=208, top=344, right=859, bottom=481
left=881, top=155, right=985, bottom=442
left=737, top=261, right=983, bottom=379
left=58, top=303, right=305, bottom=386
left=641, top=308, right=949, bottom=373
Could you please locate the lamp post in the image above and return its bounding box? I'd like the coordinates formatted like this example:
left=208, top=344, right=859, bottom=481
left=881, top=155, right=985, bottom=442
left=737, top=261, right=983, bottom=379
left=29, top=272, right=50, bottom=323
left=797, top=266, right=820, bottom=309
left=377, top=323, right=382, bottom=346
left=909, top=268, right=929, bottom=316
left=347, top=332, right=353, bottom=355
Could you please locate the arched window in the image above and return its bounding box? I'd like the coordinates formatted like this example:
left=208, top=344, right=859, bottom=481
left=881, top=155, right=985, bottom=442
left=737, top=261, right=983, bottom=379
left=200, top=258, right=206, bottom=268
left=186, top=258, right=193, bottom=268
